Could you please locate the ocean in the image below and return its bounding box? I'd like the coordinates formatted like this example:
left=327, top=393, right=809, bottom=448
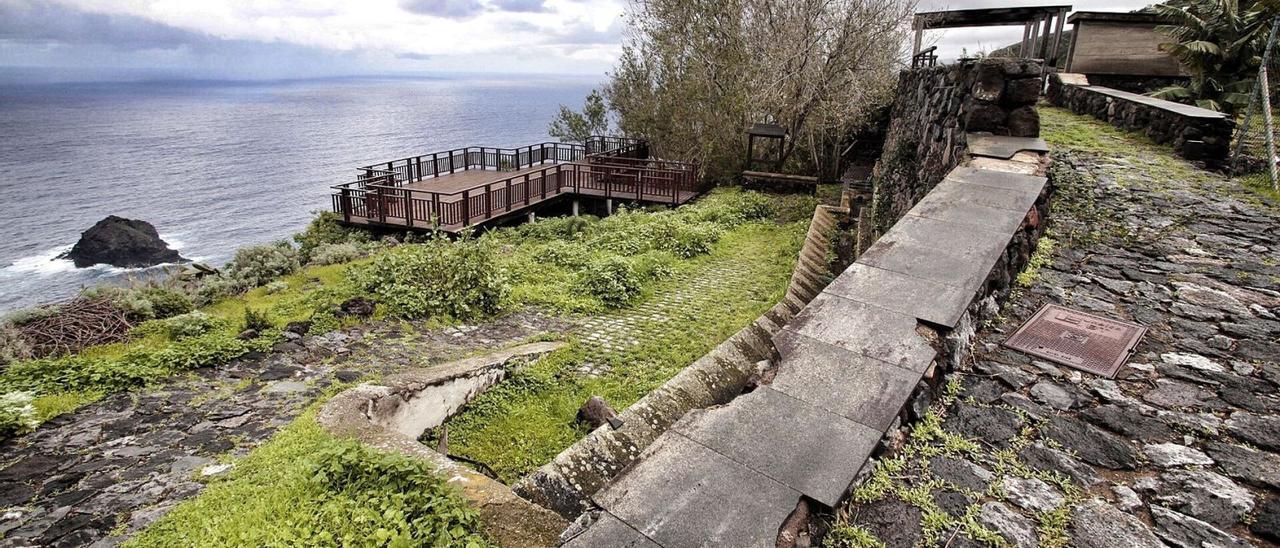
left=0, top=74, right=597, bottom=314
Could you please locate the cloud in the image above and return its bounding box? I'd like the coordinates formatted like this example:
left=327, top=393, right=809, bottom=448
left=544, top=17, right=623, bottom=45
left=0, top=0, right=213, bottom=51
left=491, top=0, right=549, bottom=13
left=0, top=0, right=628, bottom=79
left=400, top=0, right=485, bottom=19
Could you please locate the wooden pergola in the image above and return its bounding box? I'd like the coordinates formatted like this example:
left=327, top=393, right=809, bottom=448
left=912, top=5, right=1073, bottom=71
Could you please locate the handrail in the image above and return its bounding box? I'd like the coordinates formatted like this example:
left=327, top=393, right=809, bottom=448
left=356, top=137, right=648, bottom=186
left=332, top=155, right=699, bottom=229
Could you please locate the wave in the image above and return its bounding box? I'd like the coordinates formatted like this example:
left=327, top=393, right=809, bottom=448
left=0, top=236, right=191, bottom=278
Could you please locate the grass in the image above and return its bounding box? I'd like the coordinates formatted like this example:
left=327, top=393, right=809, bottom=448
left=438, top=212, right=808, bottom=482
left=1039, top=105, right=1278, bottom=206
left=128, top=398, right=488, bottom=547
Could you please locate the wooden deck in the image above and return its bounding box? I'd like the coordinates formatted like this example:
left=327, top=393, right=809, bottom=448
left=331, top=138, right=703, bottom=233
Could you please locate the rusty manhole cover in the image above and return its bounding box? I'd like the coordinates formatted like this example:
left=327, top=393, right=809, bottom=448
left=1003, top=304, right=1147, bottom=378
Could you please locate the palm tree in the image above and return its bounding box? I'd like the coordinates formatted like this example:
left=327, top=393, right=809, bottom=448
left=1150, top=0, right=1277, bottom=114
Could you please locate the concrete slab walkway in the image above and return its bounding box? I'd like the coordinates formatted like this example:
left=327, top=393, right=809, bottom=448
left=837, top=111, right=1280, bottom=547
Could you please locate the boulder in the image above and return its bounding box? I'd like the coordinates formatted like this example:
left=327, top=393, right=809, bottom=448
left=337, top=297, right=376, bottom=318
left=577, top=396, right=623, bottom=430
left=60, top=216, right=182, bottom=268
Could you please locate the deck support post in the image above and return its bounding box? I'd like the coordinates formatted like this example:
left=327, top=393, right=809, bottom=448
left=572, top=200, right=579, bottom=217
left=527, top=212, right=536, bottom=224
left=462, top=189, right=470, bottom=227
left=607, top=198, right=613, bottom=216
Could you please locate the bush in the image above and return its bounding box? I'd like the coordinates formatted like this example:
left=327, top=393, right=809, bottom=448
left=309, top=242, right=365, bottom=266
left=197, top=242, right=302, bottom=304
left=0, top=391, right=38, bottom=440
left=515, top=215, right=598, bottom=240
left=265, top=281, right=290, bottom=294
left=534, top=241, right=591, bottom=268
left=135, top=311, right=228, bottom=340
left=139, top=287, right=194, bottom=319
left=225, top=241, right=301, bottom=288
left=0, top=332, right=262, bottom=395
left=243, top=308, right=273, bottom=332
left=2, top=306, right=59, bottom=328
left=304, top=440, right=487, bottom=546
left=661, top=224, right=722, bottom=258
left=689, top=190, right=774, bottom=225
left=294, top=211, right=371, bottom=263
left=79, top=285, right=192, bottom=321
left=349, top=238, right=508, bottom=320
left=0, top=328, right=33, bottom=367
left=579, top=256, right=642, bottom=306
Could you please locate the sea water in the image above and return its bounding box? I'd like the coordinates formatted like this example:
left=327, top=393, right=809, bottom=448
left=0, top=74, right=596, bottom=313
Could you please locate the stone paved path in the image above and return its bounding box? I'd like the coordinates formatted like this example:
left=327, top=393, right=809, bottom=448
left=0, top=312, right=566, bottom=547
left=839, top=135, right=1280, bottom=546
left=574, top=263, right=754, bottom=377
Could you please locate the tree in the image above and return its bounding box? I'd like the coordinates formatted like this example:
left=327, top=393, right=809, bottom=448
left=548, top=89, right=610, bottom=143
left=579, top=0, right=914, bottom=180
left=1151, top=0, right=1277, bottom=114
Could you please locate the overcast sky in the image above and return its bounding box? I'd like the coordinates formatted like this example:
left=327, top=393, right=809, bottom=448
left=0, top=0, right=1155, bottom=82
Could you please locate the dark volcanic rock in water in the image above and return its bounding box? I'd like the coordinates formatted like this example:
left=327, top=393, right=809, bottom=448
left=60, top=215, right=183, bottom=268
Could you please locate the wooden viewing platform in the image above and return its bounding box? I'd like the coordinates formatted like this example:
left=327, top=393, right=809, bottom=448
left=330, top=137, right=704, bottom=233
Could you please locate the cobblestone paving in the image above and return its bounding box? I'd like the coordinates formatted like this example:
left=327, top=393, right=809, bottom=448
left=0, top=312, right=567, bottom=547
left=574, top=263, right=755, bottom=377
left=841, top=147, right=1280, bottom=547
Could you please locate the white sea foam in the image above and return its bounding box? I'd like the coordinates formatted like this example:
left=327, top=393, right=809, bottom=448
left=0, top=245, right=79, bottom=276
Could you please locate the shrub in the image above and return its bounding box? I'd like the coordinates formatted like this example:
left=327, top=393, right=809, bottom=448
left=79, top=284, right=192, bottom=321
left=309, top=242, right=364, bottom=266
left=138, top=287, right=194, bottom=319
left=349, top=238, right=507, bottom=320
left=265, top=281, right=290, bottom=294
left=0, top=391, right=38, bottom=440
left=661, top=224, right=722, bottom=258
left=534, top=241, right=591, bottom=268
left=0, top=332, right=261, bottom=395
left=2, top=306, right=59, bottom=328
left=196, top=242, right=302, bottom=304
left=304, top=440, right=486, bottom=545
left=0, top=328, right=33, bottom=367
left=690, top=190, right=774, bottom=225
left=243, top=308, right=273, bottom=332
left=579, top=256, right=642, bottom=306
left=135, top=311, right=228, bottom=340
left=515, top=214, right=598, bottom=240
left=294, top=211, right=371, bottom=263
left=225, top=241, right=301, bottom=288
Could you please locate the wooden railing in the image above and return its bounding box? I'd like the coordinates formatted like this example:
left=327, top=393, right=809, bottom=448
left=331, top=136, right=699, bottom=229
left=357, top=137, right=648, bottom=187
left=332, top=158, right=701, bottom=229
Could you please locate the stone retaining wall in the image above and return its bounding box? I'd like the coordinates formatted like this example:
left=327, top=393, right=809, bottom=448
left=870, top=58, right=1043, bottom=237
left=316, top=342, right=568, bottom=548
left=559, top=138, right=1056, bottom=546
left=1047, top=72, right=1234, bottom=165
left=515, top=203, right=847, bottom=519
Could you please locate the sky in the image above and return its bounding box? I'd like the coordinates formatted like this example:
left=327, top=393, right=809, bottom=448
left=0, top=0, right=1154, bottom=83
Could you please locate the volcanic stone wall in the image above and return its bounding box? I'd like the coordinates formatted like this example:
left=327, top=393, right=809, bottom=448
left=1047, top=72, right=1235, bottom=165
left=869, top=58, right=1044, bottom=236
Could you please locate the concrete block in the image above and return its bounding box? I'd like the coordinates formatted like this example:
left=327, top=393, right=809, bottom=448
left=782, top=292, right=936, bottom=372
left=593, top=432, right=800, bottom=548
left=561, top=512, right=661, bottom=548
left=772, top=330, right=926, bottom=432
left=673, top=387, right=881, bottom=507
left=824, top=263, right=976, bottom=327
